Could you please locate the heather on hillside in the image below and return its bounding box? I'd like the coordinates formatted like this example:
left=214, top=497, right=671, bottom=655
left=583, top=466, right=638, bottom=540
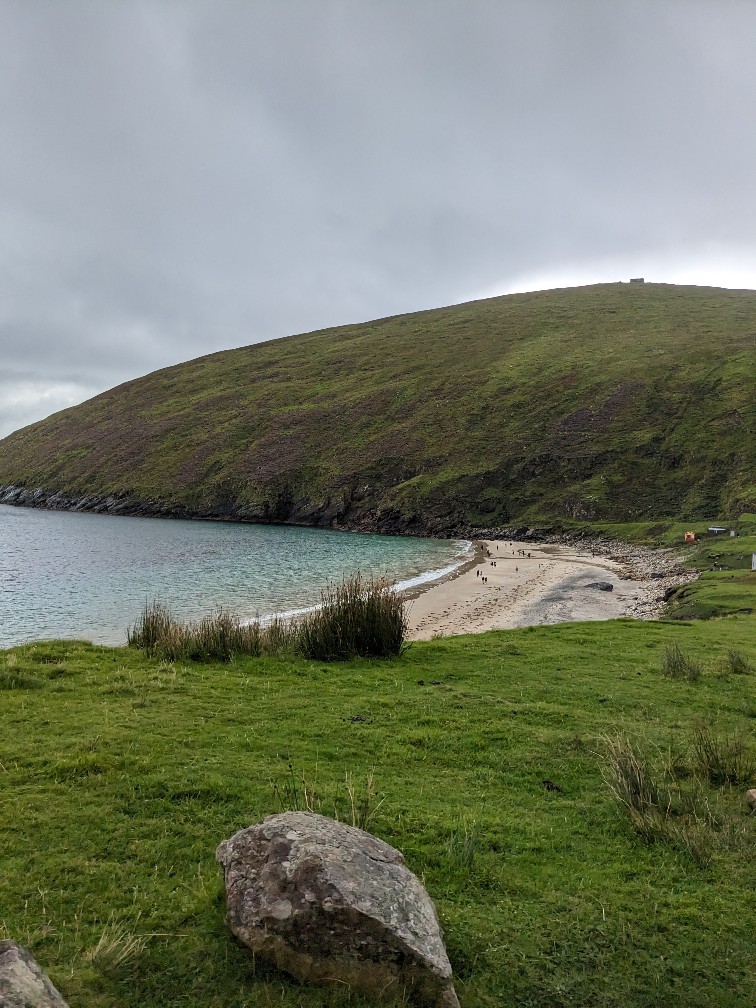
left=0, top=283, right=753, bottom=533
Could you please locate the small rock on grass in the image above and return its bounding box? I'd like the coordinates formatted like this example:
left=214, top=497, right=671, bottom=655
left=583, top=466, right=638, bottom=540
left=0, top=940, right=69, bottom=1008
left=216, top=812, right=460, bottom=1007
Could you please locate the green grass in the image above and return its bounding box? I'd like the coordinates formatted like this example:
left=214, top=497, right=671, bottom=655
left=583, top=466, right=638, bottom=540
left=656, top=521, right=756, bottom=620
left=563, top=513, right=756, bottom=547
left=1, top=616, right=754, bottom=1007
left=0, top=283, right=754, bottom=532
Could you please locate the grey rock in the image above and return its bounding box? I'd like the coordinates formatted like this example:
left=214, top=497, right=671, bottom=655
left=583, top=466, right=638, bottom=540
left=0, top=941, right=69, bottom=1008
left=216, top=812, right=460, bottom=1007
left=586, top=581, right=614, bottom=592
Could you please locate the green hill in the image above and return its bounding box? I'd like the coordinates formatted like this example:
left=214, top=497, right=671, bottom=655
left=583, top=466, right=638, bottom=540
left=1, top=282, right=754, bottom=533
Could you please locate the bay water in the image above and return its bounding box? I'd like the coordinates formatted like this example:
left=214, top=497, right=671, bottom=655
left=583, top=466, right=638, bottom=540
left=0, top=504, right=469, bottom=647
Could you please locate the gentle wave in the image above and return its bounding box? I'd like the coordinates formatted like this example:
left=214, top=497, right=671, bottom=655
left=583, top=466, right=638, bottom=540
left=392, top=540, right=473, bottom=592
left=251, top=540, right=473, bottom=625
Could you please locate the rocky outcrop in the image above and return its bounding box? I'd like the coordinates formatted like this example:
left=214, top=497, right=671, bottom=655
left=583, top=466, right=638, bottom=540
left=0, top=484, right=142, bottom=517
left=216, top=812, right=460, bottom=1007
left=0, top=941, right=69, bottom=1008
left=0, top=482, right=460, bottom=535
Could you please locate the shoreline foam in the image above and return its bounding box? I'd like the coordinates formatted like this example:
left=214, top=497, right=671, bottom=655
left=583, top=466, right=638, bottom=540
left=248, top=539, right=477, bottom=628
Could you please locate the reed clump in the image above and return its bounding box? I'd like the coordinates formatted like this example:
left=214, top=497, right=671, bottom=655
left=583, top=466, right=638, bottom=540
left=127, top=573, right=406, bottom=663
left=602, top=732, right=754, bottom=867
left=297, top=573, right=407, bottom=660
left=722, top=648, right=753, bottom=676
left=127, top=603, right=295, bottom=662
left=661, top=644, right=703, bottom=682
left=692, top=723, right=756, bottom=787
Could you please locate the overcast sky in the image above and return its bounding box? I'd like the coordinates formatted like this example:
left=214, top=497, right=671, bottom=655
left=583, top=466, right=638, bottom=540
left=1, top=0, right=755, bottom=437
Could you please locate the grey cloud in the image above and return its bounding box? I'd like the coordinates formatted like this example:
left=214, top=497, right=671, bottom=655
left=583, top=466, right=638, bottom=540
left=1, top=0, right=755, bottom=437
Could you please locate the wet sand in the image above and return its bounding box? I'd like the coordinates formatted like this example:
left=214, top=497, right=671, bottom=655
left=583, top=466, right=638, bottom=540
left=405, top=539, right=677, bottom=639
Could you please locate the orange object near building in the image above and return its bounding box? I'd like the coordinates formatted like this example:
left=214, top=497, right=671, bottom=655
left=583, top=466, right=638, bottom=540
left=684, top=531, right=696, bottom=542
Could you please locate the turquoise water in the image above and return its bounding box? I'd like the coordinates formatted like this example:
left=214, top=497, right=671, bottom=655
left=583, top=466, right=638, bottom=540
left=0, top=504, right=469, bottom=647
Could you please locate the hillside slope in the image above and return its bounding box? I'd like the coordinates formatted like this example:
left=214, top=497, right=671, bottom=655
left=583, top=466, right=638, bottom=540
left=1, top=283, right=754, bottom=533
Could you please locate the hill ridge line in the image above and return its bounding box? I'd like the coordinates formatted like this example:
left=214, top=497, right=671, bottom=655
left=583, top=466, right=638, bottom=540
left=1, top=283, right=753, bottom=530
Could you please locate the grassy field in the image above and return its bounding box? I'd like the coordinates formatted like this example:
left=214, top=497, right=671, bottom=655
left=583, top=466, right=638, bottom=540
left=0, top=282, right=754, bottom=532
left=2, top=613, right=754, bottom=1007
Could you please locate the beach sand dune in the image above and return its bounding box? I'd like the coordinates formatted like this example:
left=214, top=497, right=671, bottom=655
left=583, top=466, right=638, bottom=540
left=406, top=539, right=686, bottom=639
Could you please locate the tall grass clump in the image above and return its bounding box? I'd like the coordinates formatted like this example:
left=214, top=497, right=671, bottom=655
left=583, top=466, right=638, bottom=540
left=723, top=648, right=753, bottom=675
left=345, top=770, right=384, bottom=830
left=602, top=734, right=667, bottom=842
left=85, top=916, right=148, bottom=970
left=602, top=732, right=754, bottom=867
left=129, top=575, right=405, bottom=663
left=446, top=816, right=482, bottom=870
left=661, top=643, right=703, bottom=681
left=127, top=602, right=294, bottom=662
left=127, top=602, right=174, bottom=654
left=692, top=724, right=756, bottom=787
left=268, top=764, right=385, bottom=829
left=270, top=763, right=321, bottom=814
left=297, top=573, right=407, bottom=660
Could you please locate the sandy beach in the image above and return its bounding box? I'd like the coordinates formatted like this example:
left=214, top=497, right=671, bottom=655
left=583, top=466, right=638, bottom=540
left=405, top=538, right=695, bottom=640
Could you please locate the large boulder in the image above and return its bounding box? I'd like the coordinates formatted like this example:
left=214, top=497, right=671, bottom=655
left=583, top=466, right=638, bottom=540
left=216, top=812, right=460, bottom=1007
left=0, top=941, right=69, bottom=1008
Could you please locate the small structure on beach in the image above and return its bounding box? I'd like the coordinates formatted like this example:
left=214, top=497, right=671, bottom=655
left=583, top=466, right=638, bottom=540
left=629, top=277, right=645, bottom=283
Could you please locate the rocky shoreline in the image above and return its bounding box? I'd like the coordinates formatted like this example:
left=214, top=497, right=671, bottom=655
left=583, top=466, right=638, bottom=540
left=567, top=538, right=699, bottom=620
left=0, top=484, right=200, bottom=521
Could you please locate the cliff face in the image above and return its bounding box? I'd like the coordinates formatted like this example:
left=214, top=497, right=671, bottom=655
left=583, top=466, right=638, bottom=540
left=0, top=482, right=481, bottom=536
left=1, top=283, right=754, bottom=533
